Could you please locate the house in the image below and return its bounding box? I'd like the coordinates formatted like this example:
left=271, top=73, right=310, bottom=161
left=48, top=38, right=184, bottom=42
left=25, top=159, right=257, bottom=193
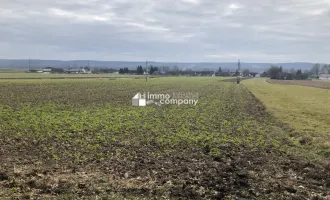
left=64, top=68, right=90, bottom=74
left=43, top=67, right=52, bottom=73
left=319, top=74, right=330, bottom=80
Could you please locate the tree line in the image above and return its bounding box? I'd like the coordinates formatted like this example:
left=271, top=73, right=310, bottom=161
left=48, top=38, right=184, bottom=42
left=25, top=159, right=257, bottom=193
left=263, top=63, right=330, bottom=80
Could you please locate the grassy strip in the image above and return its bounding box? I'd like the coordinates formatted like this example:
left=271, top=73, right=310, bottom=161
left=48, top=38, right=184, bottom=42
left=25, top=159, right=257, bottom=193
left=243, top=78, right=330, bottom=157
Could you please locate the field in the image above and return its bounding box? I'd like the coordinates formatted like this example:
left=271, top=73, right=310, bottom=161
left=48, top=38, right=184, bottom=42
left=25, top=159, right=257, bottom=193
left=243, top=79, right=330, bottom=156
left=0, top=73, right=147, bottom=79
left=0, top=77, right=329, bottom=199
left=267, top=79, right=330, bottom=89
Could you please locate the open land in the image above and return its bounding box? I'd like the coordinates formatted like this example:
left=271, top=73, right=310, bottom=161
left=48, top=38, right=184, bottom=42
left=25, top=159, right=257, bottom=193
left=266, top=79, right=330, bottom=90
left=0, top=73, right=147, bottom=79
left=0, top=77, right=329, bottom=199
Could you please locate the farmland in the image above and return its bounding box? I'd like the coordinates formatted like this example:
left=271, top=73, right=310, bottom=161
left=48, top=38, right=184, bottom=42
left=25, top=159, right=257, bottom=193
left=0, top=77, right=329, bottom=199
left=0, top=73, right=145, bottom=79
left=267, top=79, right=330, bottom=89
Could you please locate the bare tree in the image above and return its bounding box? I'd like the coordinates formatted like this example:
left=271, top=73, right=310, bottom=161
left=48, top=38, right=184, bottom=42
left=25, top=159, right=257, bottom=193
left=321, top=64, right=330, bottom=74
left=289, top=68, right=296, bottom=74
left=311, top=63, right=321, bottom=76
left=242, top=69, right=250, bottom=77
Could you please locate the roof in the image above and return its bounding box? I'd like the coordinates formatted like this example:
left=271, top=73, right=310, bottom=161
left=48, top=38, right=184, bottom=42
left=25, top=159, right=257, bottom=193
left=319, top=74, right=330, bottom=78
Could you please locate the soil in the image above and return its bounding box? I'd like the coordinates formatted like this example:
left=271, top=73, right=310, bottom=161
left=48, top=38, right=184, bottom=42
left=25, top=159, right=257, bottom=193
left=1, top=141, right=330, bottom=199
left=221, top=77, right=252, bottom=83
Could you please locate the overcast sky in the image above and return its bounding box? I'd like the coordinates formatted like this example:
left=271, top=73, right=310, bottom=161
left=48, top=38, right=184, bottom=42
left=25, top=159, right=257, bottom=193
left=0, top=0, right=330, bottom=62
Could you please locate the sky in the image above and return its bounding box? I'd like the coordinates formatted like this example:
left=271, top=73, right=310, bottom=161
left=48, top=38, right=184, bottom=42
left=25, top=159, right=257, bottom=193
left=0, top=0, right=330, bottom=63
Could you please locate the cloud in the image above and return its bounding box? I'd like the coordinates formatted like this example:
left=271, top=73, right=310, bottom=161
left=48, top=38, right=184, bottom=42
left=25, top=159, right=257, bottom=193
left=223, top=3, right=244, bottom=16
left=48, top=8, right=113, bottom=22
left=0, top=0, right=329, bottom=62
left=180, top=0, right=200, bottom=5
left=125, top=22, right=170, bottom=32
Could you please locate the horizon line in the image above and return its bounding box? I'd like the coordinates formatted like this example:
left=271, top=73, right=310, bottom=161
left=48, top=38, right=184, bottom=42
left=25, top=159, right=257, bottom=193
left=0, top=58, right=320, bottom=64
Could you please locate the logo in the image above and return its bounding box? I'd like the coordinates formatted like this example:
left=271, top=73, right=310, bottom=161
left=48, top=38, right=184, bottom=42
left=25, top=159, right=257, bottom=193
left=132, top=92, right=199, bottom=107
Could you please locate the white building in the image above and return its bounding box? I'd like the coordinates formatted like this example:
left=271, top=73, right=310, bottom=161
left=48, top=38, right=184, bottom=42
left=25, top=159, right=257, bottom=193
left=319, top=74, right=330, bottom=80
left=43, top=67, right=52, bottom=73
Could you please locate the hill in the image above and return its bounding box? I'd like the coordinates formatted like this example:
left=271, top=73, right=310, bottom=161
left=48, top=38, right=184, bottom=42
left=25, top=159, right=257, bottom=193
left=0, top=59, right=316, bottom=72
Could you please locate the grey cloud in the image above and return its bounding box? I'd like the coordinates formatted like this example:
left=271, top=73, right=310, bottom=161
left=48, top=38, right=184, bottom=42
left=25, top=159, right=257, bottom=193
left=0, top=0, right=329, bottom=62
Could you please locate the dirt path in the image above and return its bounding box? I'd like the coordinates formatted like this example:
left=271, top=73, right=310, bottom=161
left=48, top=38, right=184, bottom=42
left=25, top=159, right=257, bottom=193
left=221, top=77, right=252, bottom=82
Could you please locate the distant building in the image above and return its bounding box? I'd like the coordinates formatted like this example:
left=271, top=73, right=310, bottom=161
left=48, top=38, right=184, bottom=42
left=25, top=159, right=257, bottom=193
left=43, top=67, right=52, bottom=72
left=319, top=74, right=330, bottom=80
left=64, top=68, right=91, bottom=74
left=255, top=74, right=261, bottom=78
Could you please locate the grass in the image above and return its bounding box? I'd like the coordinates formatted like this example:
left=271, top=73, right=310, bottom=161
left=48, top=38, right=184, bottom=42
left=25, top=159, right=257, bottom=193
left=243, top=78, right=330, bottom=156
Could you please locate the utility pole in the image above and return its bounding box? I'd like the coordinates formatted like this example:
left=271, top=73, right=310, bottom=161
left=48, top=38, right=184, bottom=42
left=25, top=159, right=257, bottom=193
left=237, top=59, right=240, bottom=84
left=145, top=60, right=148, bottom=82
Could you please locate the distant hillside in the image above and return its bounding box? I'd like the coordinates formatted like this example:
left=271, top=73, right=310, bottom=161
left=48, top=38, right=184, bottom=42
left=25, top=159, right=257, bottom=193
left=0, top=59, right=316, bottom=72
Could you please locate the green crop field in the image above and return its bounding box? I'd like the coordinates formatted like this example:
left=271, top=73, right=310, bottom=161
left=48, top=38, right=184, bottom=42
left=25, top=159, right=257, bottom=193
left=0, top=77, right=329, bottom=199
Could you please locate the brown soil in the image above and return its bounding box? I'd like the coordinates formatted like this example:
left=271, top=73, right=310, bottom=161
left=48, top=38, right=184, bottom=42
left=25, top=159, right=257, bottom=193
left=267, top=79, right=330, bottom=89
left=1, top=141, right=330, bottom=199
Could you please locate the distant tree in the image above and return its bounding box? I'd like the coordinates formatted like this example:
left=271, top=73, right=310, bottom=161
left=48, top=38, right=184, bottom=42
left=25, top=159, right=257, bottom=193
left=289, top=68, right=296, bottom=74
left=311, top=63, right=321, bottom=77
left=51, top=68, right=64, bottom=73
left=321, top=64, right=330, bottom=74
left=119, top=68, right=124, bottom=74
left=149, top=66, right=158, bottom=74
left=172, top=66, right=179, bottom=71
left=242, top=69, right=250, bottom=77
left=92, top=68, right=100, bottom=73
left=218, top=67, right=222, bottom=73
left=123, top=68, right=129, bottom=73
left=267, top=66, right=282, bottom=79
left=284, top=72, right=294, bottom=80
left=261, top=71, right=268, bottom=77
left=294, top=69, right=302, bottom=80
left=136, top=66, right=144, bottom=74
left=296, top=69, right=302, bottom=76
left=234, top=69, right=239, bottom=76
